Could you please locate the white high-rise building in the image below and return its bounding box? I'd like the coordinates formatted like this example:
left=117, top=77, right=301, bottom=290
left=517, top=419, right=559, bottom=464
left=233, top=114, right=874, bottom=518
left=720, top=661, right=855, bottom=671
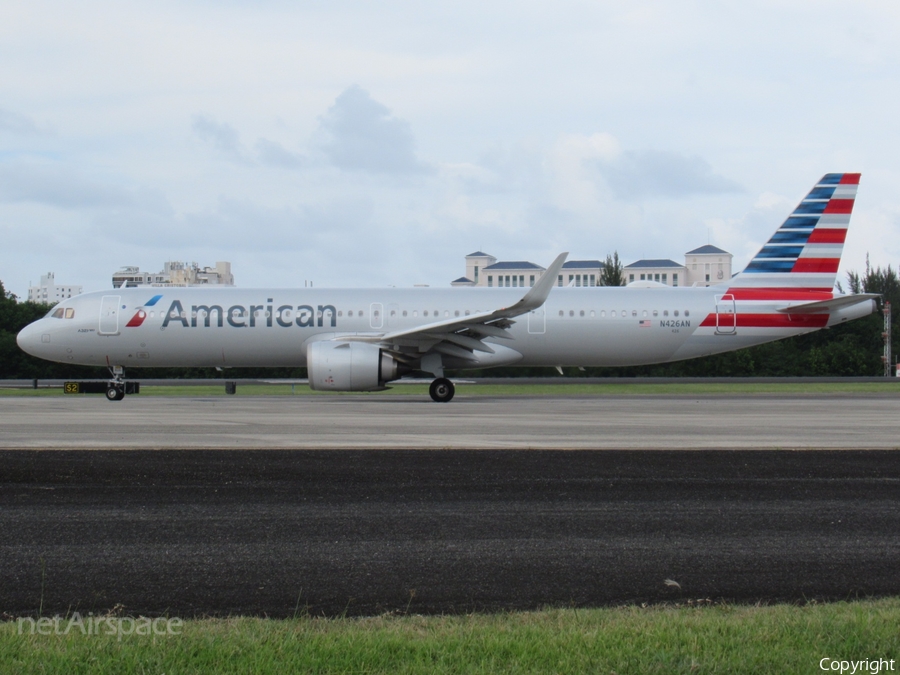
left=28, top=273, right=82, bottom=304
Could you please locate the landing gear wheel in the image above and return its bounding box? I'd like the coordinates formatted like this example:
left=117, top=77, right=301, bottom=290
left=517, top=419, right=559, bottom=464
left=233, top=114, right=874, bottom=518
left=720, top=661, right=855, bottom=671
left=106, top=385, right=125, bottom=401
left=429, top=378, right=455, bottom=403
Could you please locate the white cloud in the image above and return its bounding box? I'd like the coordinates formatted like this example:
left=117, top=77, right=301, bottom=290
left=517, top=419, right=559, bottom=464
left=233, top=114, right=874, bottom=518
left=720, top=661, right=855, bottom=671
left=0, top=109, right=46, bottom=135
left=192, top=114, right=252, bottom=165
left=596, top=151, right=743, bottom=201
left=0, top=162, right=170, bottom=213
left=1, top=1, right=899, bottom=296
left=316, top=85, right=432, bottom=174
left=255, top=138, right=305, bottom=170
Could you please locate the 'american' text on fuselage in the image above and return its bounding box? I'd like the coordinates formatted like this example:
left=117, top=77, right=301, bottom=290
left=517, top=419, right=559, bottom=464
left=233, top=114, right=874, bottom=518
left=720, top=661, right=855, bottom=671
left=160, top=300, right=337, bottom=329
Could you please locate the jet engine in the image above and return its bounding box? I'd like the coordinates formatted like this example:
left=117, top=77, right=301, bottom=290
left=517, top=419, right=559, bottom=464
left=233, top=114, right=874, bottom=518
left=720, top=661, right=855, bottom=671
left=307, top=341, right=405, bottom=391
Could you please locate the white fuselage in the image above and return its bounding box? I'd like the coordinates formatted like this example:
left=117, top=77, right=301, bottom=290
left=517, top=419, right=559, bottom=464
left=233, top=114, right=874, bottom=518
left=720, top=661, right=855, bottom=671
left=16, top=284, right=873, bottom=371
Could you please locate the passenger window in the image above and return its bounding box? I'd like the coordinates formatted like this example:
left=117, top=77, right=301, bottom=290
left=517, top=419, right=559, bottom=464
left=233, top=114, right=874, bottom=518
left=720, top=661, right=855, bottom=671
left=455, top=310, right=460, bottom=317
left=338, top=311, right=343, bottom=317
left=569, top=310, right=574, bottom=317
left=663, top=310, right=669, bottom=317
left=600, top=310, right=606, bottom=318
left=632, top=310, right=637, bottom=317
left=653, top=310, right=658, bottom=317
left=674, top=310, right=679, bottom=317
left=559, top=310, right=564, bottom=317
left=402, top=310, right=407, bottom=317
left=590, top=310, right=595, bottom=318
left=642, top=310, right=648, bottom=317
left=413, top=310, right=418, bottom=317
left=621, top=310, right=626, bottom=318
left=611, top=310, right=616, bottom=318
left=579, top=310, right=584, bottom=317
left=685, top=310, right=690, bottom=317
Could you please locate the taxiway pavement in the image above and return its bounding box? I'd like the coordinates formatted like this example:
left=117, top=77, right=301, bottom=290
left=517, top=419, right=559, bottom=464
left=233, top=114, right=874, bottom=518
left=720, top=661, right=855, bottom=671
left=1, top=393, right=899, bottom=450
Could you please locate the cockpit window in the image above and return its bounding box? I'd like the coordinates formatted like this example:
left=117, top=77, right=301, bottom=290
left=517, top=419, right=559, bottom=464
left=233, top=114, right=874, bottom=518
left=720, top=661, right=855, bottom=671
left=48, top=307, right=75, bottom=319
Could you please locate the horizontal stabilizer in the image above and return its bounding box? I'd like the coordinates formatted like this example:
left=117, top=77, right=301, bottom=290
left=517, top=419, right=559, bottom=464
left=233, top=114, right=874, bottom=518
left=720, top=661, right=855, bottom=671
left=776, top=293, right=879, bottom=314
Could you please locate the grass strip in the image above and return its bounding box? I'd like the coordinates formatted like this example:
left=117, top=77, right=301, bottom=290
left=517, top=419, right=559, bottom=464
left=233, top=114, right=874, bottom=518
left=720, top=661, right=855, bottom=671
left=2, top=600, right=898, bottom=674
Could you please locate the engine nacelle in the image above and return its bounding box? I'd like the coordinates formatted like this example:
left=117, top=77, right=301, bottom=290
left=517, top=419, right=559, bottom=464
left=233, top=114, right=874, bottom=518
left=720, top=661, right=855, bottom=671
left=307, top=341, right=403, bottom=391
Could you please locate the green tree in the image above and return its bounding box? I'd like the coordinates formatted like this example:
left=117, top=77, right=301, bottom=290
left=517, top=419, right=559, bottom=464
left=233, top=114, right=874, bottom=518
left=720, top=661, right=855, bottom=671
left=0, top=280, right=60, bottom=378
left=599, top=251, right=625, bottom=287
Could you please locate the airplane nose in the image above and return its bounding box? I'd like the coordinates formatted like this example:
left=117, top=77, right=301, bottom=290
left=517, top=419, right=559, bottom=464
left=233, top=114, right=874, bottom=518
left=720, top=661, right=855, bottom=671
left=16, top=321, right=44, bottom=357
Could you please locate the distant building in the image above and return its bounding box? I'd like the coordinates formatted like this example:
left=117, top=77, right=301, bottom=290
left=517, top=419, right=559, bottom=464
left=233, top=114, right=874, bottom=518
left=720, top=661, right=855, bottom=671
left=28, top=273, right=82, bottom=304
left=561, top=260, right=604, bottom=288
left=454, top=252, right=604, bottom=288
left=112, top=261, right=235, bottom=288
left=684, top=245, right=733, bottom=286
left=456, top=244, right=733, bottom=288
left=624, top=259, right=686, bottom=287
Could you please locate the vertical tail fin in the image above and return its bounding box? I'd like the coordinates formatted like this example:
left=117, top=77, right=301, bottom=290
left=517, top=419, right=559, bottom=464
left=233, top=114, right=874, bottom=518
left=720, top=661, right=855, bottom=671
left=731, top=173, right=860, bottom=291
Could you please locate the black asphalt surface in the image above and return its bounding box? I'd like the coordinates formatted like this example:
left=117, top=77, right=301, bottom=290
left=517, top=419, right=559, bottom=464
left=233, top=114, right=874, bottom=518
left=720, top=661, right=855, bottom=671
left=1, top=449, right=899, bottom=618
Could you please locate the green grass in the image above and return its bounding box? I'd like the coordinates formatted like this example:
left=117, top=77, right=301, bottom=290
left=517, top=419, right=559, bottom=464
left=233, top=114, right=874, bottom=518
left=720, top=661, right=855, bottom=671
left=1, top=380, right=899, bottom=398
left=2, top=600, right=899, bottom=674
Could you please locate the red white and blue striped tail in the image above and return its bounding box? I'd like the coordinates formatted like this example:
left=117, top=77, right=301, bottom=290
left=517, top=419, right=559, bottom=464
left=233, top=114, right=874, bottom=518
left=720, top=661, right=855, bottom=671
left=731, top=173, right=860, bottom=292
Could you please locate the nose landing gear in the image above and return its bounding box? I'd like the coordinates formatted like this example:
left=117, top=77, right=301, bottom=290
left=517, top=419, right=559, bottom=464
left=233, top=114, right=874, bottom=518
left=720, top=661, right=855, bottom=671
left=106, top=384, right=125, bottom=401
left=107, top=365, right=126, bottom=402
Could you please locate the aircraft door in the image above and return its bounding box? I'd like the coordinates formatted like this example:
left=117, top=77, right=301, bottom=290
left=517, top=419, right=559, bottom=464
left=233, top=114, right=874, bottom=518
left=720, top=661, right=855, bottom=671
left=715, top=294, right=736, bottom=335
left=370, top=303, right=384, bottom=329
left=99, top=295, right=121, bottom=335
left=528, top=307, right=546, bottom=334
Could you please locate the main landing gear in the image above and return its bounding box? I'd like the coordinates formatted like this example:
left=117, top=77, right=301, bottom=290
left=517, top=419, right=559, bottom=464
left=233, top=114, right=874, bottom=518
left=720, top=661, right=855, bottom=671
left=429, top=378, right=455, bottom=403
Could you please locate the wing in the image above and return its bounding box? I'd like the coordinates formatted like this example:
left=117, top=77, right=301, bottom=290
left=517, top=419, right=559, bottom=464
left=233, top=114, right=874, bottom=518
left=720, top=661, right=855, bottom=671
left=338, top=252, right=568, bottom=368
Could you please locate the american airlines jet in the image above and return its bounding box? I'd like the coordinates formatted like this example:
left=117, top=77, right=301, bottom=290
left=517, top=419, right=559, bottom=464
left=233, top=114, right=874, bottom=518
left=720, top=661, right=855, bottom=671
left=17, top=173, right=877, bottom=402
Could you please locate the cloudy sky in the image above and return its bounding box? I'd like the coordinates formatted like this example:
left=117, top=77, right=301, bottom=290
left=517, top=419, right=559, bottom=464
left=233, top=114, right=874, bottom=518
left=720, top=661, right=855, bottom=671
left=1, top=0, right=898, bottom=296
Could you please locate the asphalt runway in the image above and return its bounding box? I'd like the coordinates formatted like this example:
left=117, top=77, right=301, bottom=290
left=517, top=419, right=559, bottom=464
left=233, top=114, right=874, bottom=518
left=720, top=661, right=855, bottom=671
left=2, top=394, right=899, bottom=618
left=1, top=448, right=899, bottom=618
left=1, top=393, right=899, bottom=449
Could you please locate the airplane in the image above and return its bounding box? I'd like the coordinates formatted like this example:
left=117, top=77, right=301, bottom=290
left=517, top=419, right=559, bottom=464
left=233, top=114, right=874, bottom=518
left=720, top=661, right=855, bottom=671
left=17, top=173, right=878, bottom=402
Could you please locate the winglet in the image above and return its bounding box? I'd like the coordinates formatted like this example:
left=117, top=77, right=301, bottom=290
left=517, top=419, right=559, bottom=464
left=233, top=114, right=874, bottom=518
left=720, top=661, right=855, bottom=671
left=497, top=252, right=568, bottom=318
